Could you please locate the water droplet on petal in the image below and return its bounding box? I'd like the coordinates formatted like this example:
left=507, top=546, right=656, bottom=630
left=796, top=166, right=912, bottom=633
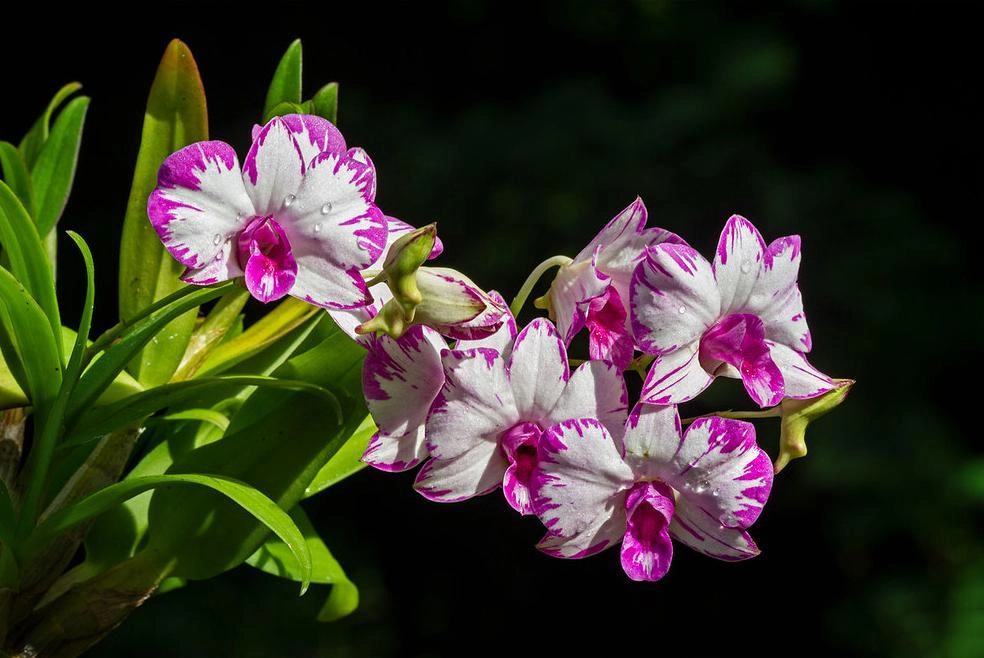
left=678, top=305, right=687, bottom=314
left=212, top=233, right=222, bottom=245
left=711, top=488, right=720, bottom=497
left=283, top=194, right=296, bottom=208
left=740, top=259, right=752, bottom=274
left=313, top=223, right=322, bottom=234
left=321, top=202, right=333, bottom=215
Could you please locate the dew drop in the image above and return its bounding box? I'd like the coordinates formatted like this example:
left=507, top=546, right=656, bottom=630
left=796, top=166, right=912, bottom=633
left=321, top=202, right=333, bottom=215
left=711, top=488, right=720, bottom=498
left=313, top=223, right=323, bottom=234
left=678, top=305, right=687, bottom=314
left=694, top=478, right=710, bottom=493
left=283, top=194, right=296, bottom=207
left=212, top=233, right=222, bottom=245
left=740, top=259, right=752, bottom=274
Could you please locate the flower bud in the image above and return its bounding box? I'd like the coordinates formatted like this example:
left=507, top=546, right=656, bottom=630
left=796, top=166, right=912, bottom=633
left=775, top=379, right=855, bottom=473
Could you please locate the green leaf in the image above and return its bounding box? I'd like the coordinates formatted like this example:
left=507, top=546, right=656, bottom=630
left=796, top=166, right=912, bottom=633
left=67, top=375, right=340, bottom=447
left=309, top=82, right=339, bottom=125
left=118, top=39, right=208, bottom=387
left=170, top=287, right=250, bottom=381
left=161, top=408, right=230, bottom=431
left=28, top=473, right=311, bottom=591
left=144, top=326, right=366, bottom=588
left=0, top=480, right=16, bottom=543
left=262, top=39, right=303, bottom=122
left=265, top=101, right=306, bottom=120
left=67, top=283, right=231, bottom=427
left=31, top=96, right=90, bottom=237
left=0, top=181, right=62, bottom=354
left=0, top=266, right=61, bottom=412
left=0, top=140, right=36, bottom=216
left=247, top=506, right=359, bottom=621
left=18, top=82, right=83, bottom=170
left=304, top=413, right=374, bottom=497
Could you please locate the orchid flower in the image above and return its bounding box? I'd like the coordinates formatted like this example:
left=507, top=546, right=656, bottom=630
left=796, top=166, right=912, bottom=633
left=537, top=197, right=684, bottom=369
left=415, top=318, right=627, bottom=515
left=631, top=215, right=835, bottom=408
left=532, top=404, right=773, bottom=581
left=359, top=292, right=517, bottom=472
left=148, top=114, right=386, bottom=308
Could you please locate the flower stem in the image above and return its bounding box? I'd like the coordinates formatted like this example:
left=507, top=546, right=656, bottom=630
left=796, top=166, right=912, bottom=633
left=681, top=407, right=783, bottom=425
left=509, top=255, right=572, bottom=319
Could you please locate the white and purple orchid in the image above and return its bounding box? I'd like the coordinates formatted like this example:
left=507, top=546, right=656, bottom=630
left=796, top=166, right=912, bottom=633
left=415, top=318, right=627, bottom=515
left=359, top=292, right=517, bottom=472
left=631, top=215, right=835, bottom=408
left=148, top=114, right=387, bottom=308
left=532, top=404, right=773, bottom=581
left=540, top=197, right=684, bottom=369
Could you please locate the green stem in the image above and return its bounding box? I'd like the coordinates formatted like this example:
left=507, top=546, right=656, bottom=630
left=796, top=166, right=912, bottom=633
left=509, top=255, right=572, bottom=318
left=85, top=281, right=235, bottom=364
left=681, top=407, right=783, bottom=425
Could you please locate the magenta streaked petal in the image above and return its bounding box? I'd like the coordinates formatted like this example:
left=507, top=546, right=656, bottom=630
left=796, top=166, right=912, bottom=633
left=413, top=442, right=506, bottom=503
left=621, top=481, right=676, bottom=581
left=279, top=113, right=347, bottom=164
left=454, top=290, right=517, bottom=357
left=148, top=140, right=253, bottom=270
left=180, top=236, right=242, bottom=285
left=425, top=348, right=516, bottom=460
left=548, top=255, right=609, bottom=345
left=362, top=326, right=446, bottom=470
left=767, top=341, right=836, bottom=399
left=585, top=288, right=635, bottom=369
left=746, top=235, right=812, bottom=352
left=589, top=197, right=687, bottom=287
left=700, top=313, right=784, bottom=408
left=506, top=319, right=569, bottom=421
left=549, top=360, right=628, bottom=440
left=500, top=422, right=543, bottom=515
left=639, top=342, right=714, bottom=405
left=532, top=418, right=634, bottom=558
left=621, top=403, right=683, bottom=480
left=631, top=243, right=721, bottom=356
left=669, top=505, right=761, bottom=562
left=414, top=267, right=508, bottom=340
left=663, top=416, right=773, bottom=531
left=242, top=117, right=306, bottom=215
left=237, top=216, right=297, bottom=303
left=713, top=215, right=767, bottom=313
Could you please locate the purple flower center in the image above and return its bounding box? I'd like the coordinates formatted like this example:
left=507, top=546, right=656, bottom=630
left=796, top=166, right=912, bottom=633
left=585, top=287, right=634, bottom=369
left=500, top=421, right=543, bottom=515
left=621, top=480, right=676, bottom=581
left=698, top=313, right=784, bottom=407
left=237, top=215, right=298, bottom=303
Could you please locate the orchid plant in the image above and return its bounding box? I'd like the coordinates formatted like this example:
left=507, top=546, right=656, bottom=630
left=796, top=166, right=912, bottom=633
left=0, top=39, right=852, bottom=657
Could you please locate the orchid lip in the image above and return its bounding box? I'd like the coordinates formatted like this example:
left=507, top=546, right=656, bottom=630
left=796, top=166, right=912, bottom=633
left=236, top=215, right=298, bottom=303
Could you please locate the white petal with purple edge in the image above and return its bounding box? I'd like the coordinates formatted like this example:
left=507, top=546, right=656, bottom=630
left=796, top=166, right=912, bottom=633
left=413, top=443, right=507, bottom=502
left=507, top=319, right=569, bottom=421
left=660, top=417, right=773, bottom=530
left=279, top=114, right=346, bottom=166
left=242, top=117, right=307, bottom=216
left=714, top=215, right=767, bottom=313
left=147, top=141, right=254, bottom=270
left=180, top=237, right=243, bottom=285
left=574, top=197, right=648, bottom=264
left=621, top=403, right=683, bottom=480
left=548, top=256, right=609, bottom=344
left=669, top=505, right=760, bottom=561
left=639, top=341, right=714, bottom=405
left=631, top=243, right=721, bottom=355
left=425, top=348, right=516, bottom=460
left=455, top=291, right=517, bottom=357
left=549, top=360, right=628, bottom=439
left=362, top=326, right=446, bottom=471
left=745, top=235, right=812, bottom=351
left=533, top=418, right=634, bottom=557
left=767, top=341, right=835, bottom=399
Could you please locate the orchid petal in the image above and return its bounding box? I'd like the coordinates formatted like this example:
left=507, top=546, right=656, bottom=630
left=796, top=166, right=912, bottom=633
left=242, top=116, right=306, bottom=216
left=621, top=481, right=676, bottom=581
left=413, top=442, right=506, bottom=502
left=713, top=215, right=767, bottom=313
left=278, top=113, right=347, bottom=165
left=547, top=256, right=609, bottom=345
left=148, top=141, right=253, bottom=270
left=746, top=235, right=812, bottom=351
left=669, top=505, right=761, bottom=561
left=549, top=360, right=628, bottom=438
left=507, top=319, right=569, bottom=421
left=455, top=291, right=517, bottom=357
left=425, top=348, right=516, bottom=460
left=639, top=341, right=714, bottom=405
left=631, top=243, right=721, bottom=355
left=621, top=403, right=683, bottom=480
left=768, top=341, right=836, bottom=399
left=533, top=418, right=634, bottom=558
left=700, top=314, right=784, bottom=408
left=415, top=267, right=507, bottom=340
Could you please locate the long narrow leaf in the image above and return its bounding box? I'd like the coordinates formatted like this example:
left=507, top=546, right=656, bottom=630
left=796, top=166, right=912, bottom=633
left=27, top=473, right=311, bottom=592
left=0, top=140, right=35, bottom=216
left=0, top=181, right=62, bottom=354
left=67, top=375, right=340, bottom=446
left=303, top=413, right=374, bottom=497
left=262, top=39, right=303, bottom=122
left=18, top=82, right=83, bottom=169
left=66, top=283, right=231, bottom=425
left=309, top=82, right=339, bottom=125
left=0, top=266, right=61, bottom=411
left=118, top=39, right=208, bottom=386
left=32, top=96, right=90, bottom=237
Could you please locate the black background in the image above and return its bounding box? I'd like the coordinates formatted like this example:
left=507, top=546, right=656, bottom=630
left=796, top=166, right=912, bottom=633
left=5, top=1, right=982, bottom=656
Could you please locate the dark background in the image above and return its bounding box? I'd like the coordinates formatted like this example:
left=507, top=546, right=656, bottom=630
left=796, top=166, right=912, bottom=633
left=6, top=1, right=982, bottom=656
